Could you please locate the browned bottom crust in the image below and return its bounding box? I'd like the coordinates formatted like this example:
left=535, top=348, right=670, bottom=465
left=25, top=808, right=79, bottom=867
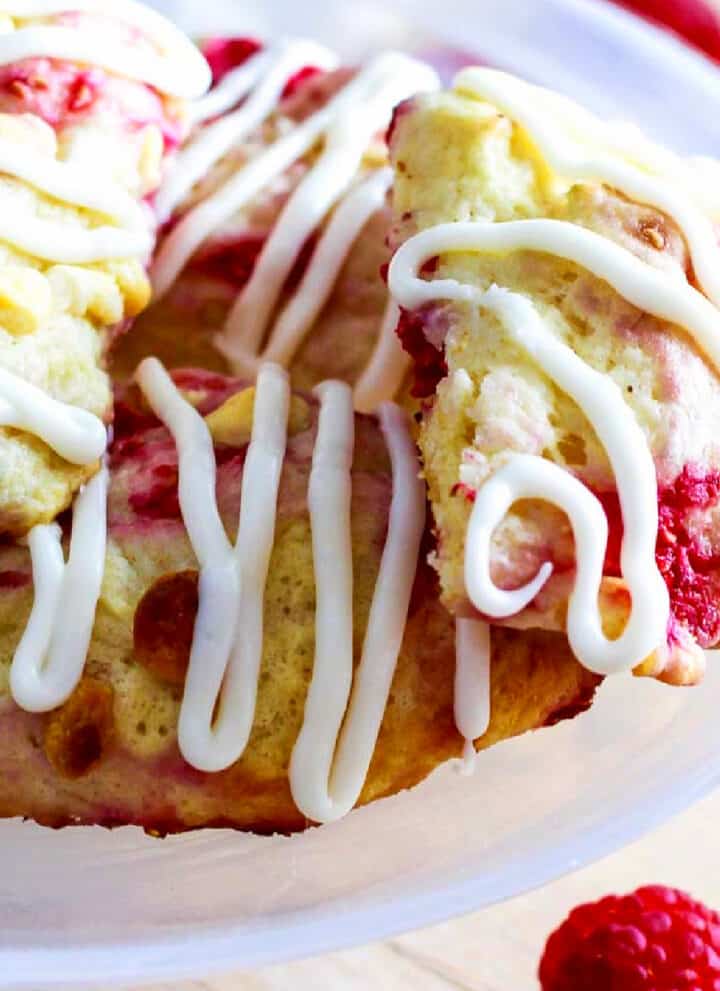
left=0, top=623, right=598, bottom=834
left=0, top=372, right=599, bottom=834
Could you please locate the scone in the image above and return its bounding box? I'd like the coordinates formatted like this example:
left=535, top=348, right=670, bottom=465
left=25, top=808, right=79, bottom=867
left=389, top=68, right=720, bottom=685
left=8, top=12, right=686, bottom=834
left=112, top=37, right=438, bottom=412
left=0, top=0, right=209, bottom=534
left=0, top=366, right=598, bottom=832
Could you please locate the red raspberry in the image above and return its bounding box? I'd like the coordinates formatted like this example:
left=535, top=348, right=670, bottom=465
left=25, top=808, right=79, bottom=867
left=201, top=37, right=263, bottom=85
left=539, top=886, right=720, bottom=991
left=396, top=305, right=448, bottom=399
left=281, top=65, right=324, bottom=100
left=612, top=0, right=720, bottom=63
left=201, top=37, right=323, bottom=104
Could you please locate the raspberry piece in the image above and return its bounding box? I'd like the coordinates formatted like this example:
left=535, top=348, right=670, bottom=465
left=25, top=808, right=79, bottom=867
left=200, top=36, right=323, bottom=104
left=0, top=570, right=30, bottom=589
left=188, top=232, right=266, bottom=287
left=282, top=65, right=324, bottom=99
left=386, top=96, right=414, bottom=148
left=539, top=885, right=720, bottom=991
left=396, top=305, right=448, bottom=398
left=67, top=72, right=99, bottom=113
left=613, top=0, right=720, bottom=63
left=201, top=36, right=263, bottom=84
left=594, top=465, right=720, bottom=648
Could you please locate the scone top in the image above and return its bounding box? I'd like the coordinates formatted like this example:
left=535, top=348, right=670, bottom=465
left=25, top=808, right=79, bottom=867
left=0, top=28, right=615, bottom=830
left=0, top=0, right=210, bottom=538
left=116, top=37, right=439, bottom=412
left=389, top=68, right=720, bottom=684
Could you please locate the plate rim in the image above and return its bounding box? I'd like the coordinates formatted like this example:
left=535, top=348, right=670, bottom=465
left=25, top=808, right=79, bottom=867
left=5, top=0, right=720, bottom=982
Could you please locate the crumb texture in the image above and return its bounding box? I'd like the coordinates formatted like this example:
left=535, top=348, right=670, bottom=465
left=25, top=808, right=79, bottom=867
left=0, top=371, right=596, bottom=832
left=390, top=87, right=720, bottom=678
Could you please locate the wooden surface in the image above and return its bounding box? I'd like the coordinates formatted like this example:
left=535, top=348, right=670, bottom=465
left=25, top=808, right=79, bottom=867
left=118, top=791, right=719, bottom=991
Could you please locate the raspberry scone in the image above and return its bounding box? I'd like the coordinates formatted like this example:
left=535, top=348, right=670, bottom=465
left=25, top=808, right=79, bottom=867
left=0, top=0, right=209, bottom=534
left=0, top=365, right=597, bottom=831
left=0, top=16, right=602, bottom=834
left=113, top=37, right=438, bottom=412
left=389, top=69, right=720, bottom=686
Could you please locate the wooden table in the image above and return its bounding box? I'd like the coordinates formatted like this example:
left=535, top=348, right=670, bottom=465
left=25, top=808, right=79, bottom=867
left=119, top=791, right=718, bottom=991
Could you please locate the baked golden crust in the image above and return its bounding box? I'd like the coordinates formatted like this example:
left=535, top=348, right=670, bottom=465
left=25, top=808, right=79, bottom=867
left=388, top=86, right=719, bottom=682
left=0, top=40, right=611, bottom=834
left=0, top=618, right=597, bottom=834
left=0, top=371, right=598, bottom=832
left=111, top=69, right=393, bottom=395
left=0, top=10, right=187, bottom=537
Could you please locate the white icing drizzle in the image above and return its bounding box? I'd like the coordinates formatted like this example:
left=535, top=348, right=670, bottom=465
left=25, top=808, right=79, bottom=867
left=0, top=58, right=159, bottom=265
left=0, top=19, right=460, bottom=815
left=0, top=3, right=209, bottom=715
left=0, top=140, right=148, bottom=237
left=389, top=223, right=672, bottom=675
left=154, top=52, right=437, bottom=299
left=189, top=47, right=278, bottom=127
left=0, top=0, right=210, bottom=99
left=135, top=357, right=289, bottom=772
left=389, top=220, right=720, bottom=377
left=157, top=40, right=339, bottom=223
left=0, top=116, right=153, bottom=264
left=256, top=167, right=394, bottom=371
left=456, top=67, right=720, bottom=307
left=454, top=618, right=490, bottom=774
left=152, top=49, right=438, bottom=411
left=353, top=300, right=409, bottom=415
left=0, top=367, right=107, bottom=464
left=0, top=0, right=210, bottom=464
left=136, top=359, right=424, bottom=817
left=217, top=114, right=403, bottom=366
left=10, top=461, right=108, bottom=711
left=0, top=204, right=150, bottom=263
left=466, top=454, right=667, bottom=676
left=289, top=387, right=426, bottom=822
left=0, top=22, right=435, bottom=818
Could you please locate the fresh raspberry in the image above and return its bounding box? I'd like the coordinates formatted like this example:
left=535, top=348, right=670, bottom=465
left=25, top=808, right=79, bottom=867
left=281, top=65, right=324, bottom=99
left=201, top=36, right=263, bottom=84
left=612, top=0, right=720, bottom=63
left=201, top=36, right=322, bottom=100
left=539, top=885, right=720, bottom=991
